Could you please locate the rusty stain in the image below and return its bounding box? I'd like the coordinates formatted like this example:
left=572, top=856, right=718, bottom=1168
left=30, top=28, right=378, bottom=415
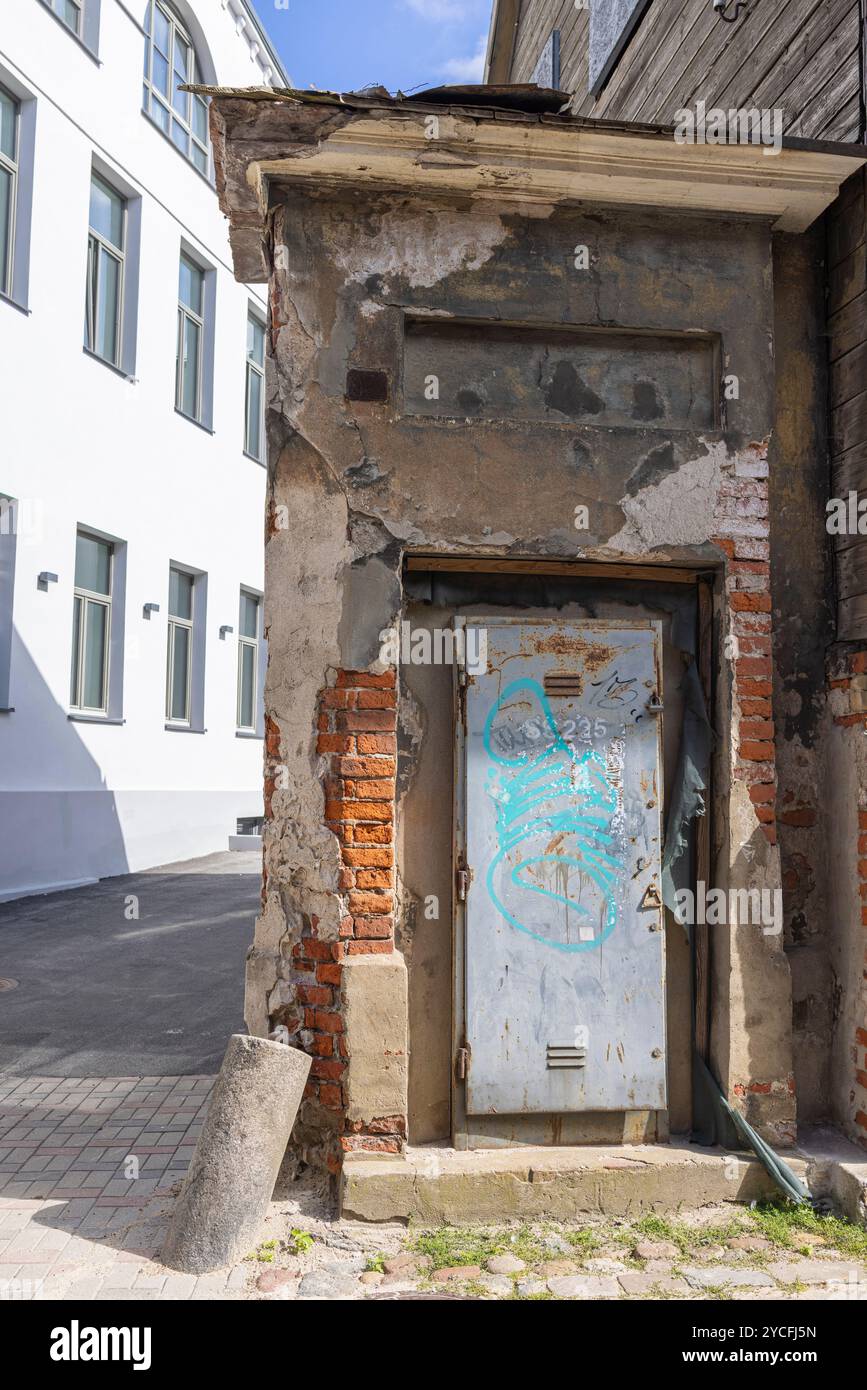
left=533, top=632, right=617, bottom=675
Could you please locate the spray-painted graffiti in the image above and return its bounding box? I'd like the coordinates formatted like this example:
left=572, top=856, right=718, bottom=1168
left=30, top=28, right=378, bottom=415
left=482, top=678, right=626, bottom=953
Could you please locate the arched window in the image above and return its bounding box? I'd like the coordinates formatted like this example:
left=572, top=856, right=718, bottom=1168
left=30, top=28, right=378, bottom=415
left=142, top=1, right=209, bottom=176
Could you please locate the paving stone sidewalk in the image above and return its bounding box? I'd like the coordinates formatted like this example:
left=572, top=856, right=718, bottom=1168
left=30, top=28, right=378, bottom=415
left=2, top=1073, right=867, bottom=1302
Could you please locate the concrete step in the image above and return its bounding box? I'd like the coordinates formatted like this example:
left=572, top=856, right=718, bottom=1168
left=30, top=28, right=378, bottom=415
left=341, top=1134, right=867, bottom=1225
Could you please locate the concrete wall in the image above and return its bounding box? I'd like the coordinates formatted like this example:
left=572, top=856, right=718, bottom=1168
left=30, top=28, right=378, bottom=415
left=246, top=185, right=797, bottom=1168
left=0, top=0, right=279, bottom=896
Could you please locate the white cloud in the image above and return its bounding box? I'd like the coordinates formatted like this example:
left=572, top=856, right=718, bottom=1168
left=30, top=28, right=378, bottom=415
left=404, top=0, right=469, bottom=20
left=438, top=33, right=487, bottom=83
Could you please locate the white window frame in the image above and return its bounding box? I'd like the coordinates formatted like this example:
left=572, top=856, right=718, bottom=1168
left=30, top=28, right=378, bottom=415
left=142, top=1, right=210, bottom=176
left=166, top=567, right=194, bottom=724
left=45, top=0, right=83, bottom=38
left=236, top=591, right=260, bottom=731
left=71, top=533, right=113, bottom=715
left=0, top=494, right=17, bottom=710
left=176, top=254, right=204, bottom=422
left=245, top=311, right=266, bottom=461
left=0, top=85, right=18, bottom=301
left=85, top=174, right=126, bottom=369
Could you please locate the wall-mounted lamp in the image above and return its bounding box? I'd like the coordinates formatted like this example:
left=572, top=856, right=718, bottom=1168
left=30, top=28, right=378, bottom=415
left=219, top=625, right=234, bottom=640
left=713, top=0, right=748, bottom=20
left=143, top=602, right=160, bottom=619
left=37, top=572, right=58, bottom=591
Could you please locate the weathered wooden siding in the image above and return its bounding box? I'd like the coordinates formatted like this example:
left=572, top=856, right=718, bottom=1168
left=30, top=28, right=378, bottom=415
left=828, top=169, right=867, bottom=639
left=508, top=0, right=863, bottom=142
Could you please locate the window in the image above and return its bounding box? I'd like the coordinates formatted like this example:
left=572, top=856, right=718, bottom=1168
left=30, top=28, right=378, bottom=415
left=0, top=87, right=18, bottom=300
left=176, top=255, right=204, bottom=421
left=589, top=1, right=652, bottom=97
left=0, top=495, right=17, bottom=710
left=237, top=591, right=260, bottom=730
left=245, top=313, right=265, bottom=461
left=143, top=2, right=210, bottom=176
left=85, top=175, right=125, bottom=367
left=71, top=532, right=112, bottom=713
left=166, top=566, right=194, bottom=723
left=44, top=0, right=83, bottom=37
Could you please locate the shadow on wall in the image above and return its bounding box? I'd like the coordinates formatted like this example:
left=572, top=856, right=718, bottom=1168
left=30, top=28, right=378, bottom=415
left=0, top=629, right=130, bottom=899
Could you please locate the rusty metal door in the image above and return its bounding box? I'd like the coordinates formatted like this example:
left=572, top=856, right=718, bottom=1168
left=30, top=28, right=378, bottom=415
left=457, top=618, right=666, bottom=1116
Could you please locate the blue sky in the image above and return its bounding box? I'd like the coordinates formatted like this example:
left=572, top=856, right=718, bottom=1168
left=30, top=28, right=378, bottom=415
left=255, top=0, right=493, bottom=95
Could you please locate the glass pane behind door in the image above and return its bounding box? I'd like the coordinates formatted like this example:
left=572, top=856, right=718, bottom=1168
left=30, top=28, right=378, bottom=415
left=170, top=624, right=190, bottom=720
left=239, top=643, right=255, bottom=727
left=82, top=600, right=108, bottom=709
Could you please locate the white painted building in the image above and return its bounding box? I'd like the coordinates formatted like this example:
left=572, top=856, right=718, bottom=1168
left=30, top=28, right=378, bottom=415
left=0, top=0, right=288, bottom=900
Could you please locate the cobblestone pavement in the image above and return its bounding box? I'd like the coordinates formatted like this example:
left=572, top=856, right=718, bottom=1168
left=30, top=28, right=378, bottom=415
left=2, top=1074, right=866, bottom=1301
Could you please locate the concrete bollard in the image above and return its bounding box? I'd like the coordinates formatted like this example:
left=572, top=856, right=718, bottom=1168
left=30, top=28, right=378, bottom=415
left=161, top=1034, right=311, bottom=1274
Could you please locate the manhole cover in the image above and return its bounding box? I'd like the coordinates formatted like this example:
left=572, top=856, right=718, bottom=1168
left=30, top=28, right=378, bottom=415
left=0, top=978, right=19, bottom=992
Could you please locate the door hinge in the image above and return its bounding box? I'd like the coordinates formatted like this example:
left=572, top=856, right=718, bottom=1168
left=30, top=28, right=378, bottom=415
left=456, top=859, right=470, bottom=903
left=455, top=1046, right=470, bottom=1080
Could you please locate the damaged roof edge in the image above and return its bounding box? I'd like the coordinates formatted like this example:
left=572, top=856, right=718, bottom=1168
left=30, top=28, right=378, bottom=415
left=199, top=85, right=867, bottom=285
left=188, top=83, right=867, bottom=157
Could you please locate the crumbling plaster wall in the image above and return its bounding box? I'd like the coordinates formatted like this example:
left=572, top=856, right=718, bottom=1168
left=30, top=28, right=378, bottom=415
left=768, top=227, right=836, bottom=1124
left=250, top=183, right=797, bottom=1164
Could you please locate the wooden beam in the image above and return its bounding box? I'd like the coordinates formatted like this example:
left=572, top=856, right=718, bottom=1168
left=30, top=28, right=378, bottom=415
left=405, top=554, right=708, bottom=584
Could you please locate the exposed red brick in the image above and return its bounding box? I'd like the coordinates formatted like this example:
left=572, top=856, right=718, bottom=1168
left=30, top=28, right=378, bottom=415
left=321, top=688, right=354, bottom=708
left=356, top=733, right=397, bottom=755
left=354, top=823, right=393, bottom=844
left=749, top=783, right=776, bottom=804
left=354, top=915, right=394, bottom=939
left=730, top=592, right=772, bottom=613
left=355, top=868, right=394, bottom=889
left=356, top=688, right=397, bottom=709
left=297, top=984, right=332, bottom=1006
left=349, top=890, right=394, bottom=914
left=740, top=741, right=776, bottom=761
left=343, top=779, right=395, bottom=800
left=293, top=939, right=338, bottom=962
left=317, top=734, right=353, bottom=755
left=741, top=698, right=773, bottom=718
left=346, top=939, right=393, bottom=955
left=311, top=1058, right=346, bottom=1081
left=313, top=1010, right=343, bottom=1034
left=337, top=756, right=397, bottom=778
left=740, top=719, right=775, bottom=740
left=735, top=656, right=773, bottom=678
left=337, top=709, right=397, bottom=733
left=343, top=800, right=392, bottom=822
left=337, top=670, right=395, bottom=688
left=342, top=846, right=394, bottom=867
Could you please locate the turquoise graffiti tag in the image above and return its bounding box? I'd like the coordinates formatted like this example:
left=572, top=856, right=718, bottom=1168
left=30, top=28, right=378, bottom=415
left=483, top=677, right=622, bottom=953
